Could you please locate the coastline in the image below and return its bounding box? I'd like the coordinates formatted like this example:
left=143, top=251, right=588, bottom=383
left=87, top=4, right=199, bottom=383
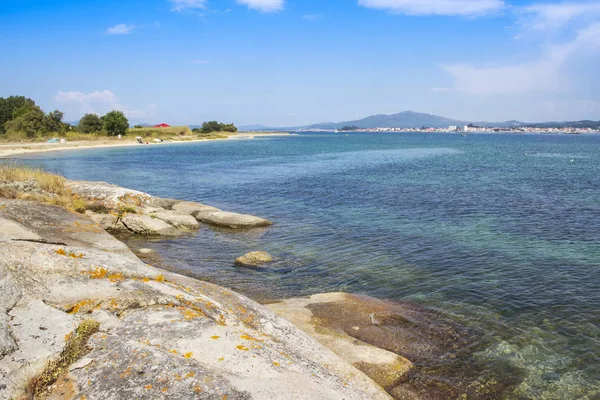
left=0, top=132, right=293, bottom=158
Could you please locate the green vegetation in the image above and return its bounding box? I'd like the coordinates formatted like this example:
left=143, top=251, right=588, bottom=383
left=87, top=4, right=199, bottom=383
left=27, top=320, right=100, bottom=400
left=78, top=113, right=103, bottom=133
left=194, top=121, right=238, bottom=134
left=340, top=126, right=359, bottom=131
left=0, top=95, right=132, bottom=140
left=101, top=110, right=129, bottom=136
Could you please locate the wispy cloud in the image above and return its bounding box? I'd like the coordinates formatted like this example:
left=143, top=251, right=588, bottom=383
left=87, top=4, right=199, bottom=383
left=440, top=21, right=600, bottom=95
left=358, top=0, right=505, bottom=16
left=518, top=1, right=600, bottom=31
left=55, top=90, right=147, bottom=119
left=236, top=0, right=284, bottom=13
left=106, top=24, right=135, bottom=35
left=190, top=60, right=209, bottom=64
left=169, top=0, right=207, bottom=11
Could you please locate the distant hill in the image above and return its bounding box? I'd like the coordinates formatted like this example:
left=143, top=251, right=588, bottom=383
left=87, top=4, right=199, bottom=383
left=238, top=124, right=271, bottom=131
left=298, top=111, right=471, bottom=130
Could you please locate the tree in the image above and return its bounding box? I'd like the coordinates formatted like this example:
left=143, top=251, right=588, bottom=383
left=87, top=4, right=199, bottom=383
left=220, top=123, right=238, bottom=133
left=78, top=113, right=103, bottom=133
left=0, top=96, right=35, bottom=134
left=4, top=105, right=46, bottom=138
left=201, top=121, right=222, bottom=133
left=44, top=110, right=64, bottom=133
left=102, top=110, right=129, bottom=136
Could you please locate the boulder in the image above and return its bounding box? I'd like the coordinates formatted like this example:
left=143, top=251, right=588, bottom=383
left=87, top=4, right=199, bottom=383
left=235, top=251, right=274, bottom=267
left=196, top=211, right=273, bottom=229
left=172, top=201, right=221, bottom=216
left=153, top=210, right=200, bottom=229
left=86, top=212, right=129, bottom=233
left=121, top=214, right=181, bottom=236
left=67, top=180, right=150, bottom=205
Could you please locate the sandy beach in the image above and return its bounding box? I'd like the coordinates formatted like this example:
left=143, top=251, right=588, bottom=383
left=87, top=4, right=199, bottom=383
left=0, top=133, right=293, bottom=158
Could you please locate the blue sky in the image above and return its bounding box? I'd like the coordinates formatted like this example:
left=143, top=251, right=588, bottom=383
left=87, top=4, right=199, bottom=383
left=1, top=0, right=599, bottom=126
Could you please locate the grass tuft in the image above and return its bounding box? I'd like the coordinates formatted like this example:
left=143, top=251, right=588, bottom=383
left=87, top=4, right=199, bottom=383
left=27, top=319, right=100, bottom=399
left=0, top=162, right=94, bottom=213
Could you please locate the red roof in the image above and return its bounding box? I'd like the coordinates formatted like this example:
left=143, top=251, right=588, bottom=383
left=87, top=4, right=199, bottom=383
left=154, top=123, right=171, bottom=128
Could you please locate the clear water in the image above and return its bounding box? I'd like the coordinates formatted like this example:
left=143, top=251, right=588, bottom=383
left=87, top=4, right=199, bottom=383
left=16, top=132, right=600, bottom=398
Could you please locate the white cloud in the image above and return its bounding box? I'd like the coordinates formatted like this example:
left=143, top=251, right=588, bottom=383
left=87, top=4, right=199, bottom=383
left=55, top=90, right=147, bottom=119
left=519, top=1, right=600, bottom=31
left=236, top=0, right=284, bottom=13
left=106, top=24, right=135, bottom=35
left=440, top=22, right=600, bottom=95
left=358, top=0, right=505, bottom=16
left=169, top=0, right=207, bottom=11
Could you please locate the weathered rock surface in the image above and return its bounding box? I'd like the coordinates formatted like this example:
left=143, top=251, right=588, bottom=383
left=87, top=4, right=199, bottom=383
left=121, top=213, right=182, bottom=236
left=68, top=180, right=272, bottom=233
left=172, top=201, right=220, bottom=216
left=268, top=293, right=413, bottom=394
left=85, top=211, right=129, bottom=233
left=0, top=200, right=391, bottom=400
left=269, top=292, right=478, bottom=400
left=153, top=210, right=199, bottom=229
left=196, top=211, right=273, bottom=229
left=235, top=251, right=274, bottom=267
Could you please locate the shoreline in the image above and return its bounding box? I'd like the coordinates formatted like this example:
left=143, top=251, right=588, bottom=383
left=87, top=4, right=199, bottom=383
left=0, top=132, right=294, bottom=158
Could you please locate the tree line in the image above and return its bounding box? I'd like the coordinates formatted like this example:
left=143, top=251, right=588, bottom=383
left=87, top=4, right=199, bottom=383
left=0, top=95, right=129, bottom=138
left=192, top=121, right=238, bottom=134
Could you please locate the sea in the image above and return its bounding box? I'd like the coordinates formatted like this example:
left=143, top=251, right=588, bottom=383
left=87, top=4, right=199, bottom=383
left=16, top=132, right=600, bottom=399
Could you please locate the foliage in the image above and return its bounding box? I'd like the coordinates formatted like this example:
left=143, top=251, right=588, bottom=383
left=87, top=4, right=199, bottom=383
left=102, top=110, right=129, bottom=136
left=27, top=320, right=100, bottom=399
left=78, top=113, right=103, bottom=133
left=340, top=126, right=359, bottom=131
left=3, top=105, right=47, bottom=138
left=2, top=103, right=67, bottom=138
left=194, top=121, right=238, bottom=134
left=0, top=95, right=36, bottom=134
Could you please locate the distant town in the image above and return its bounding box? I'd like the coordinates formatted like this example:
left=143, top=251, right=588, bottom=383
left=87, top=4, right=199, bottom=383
left=294, top=125, right=599, bottom=134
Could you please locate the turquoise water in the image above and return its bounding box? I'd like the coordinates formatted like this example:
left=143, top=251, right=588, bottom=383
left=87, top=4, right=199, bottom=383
left=17, top=132, right=600, bottom=398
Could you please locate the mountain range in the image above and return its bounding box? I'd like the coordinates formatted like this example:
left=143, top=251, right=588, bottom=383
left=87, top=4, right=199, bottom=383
left=239, top=111, right=600, bottom=131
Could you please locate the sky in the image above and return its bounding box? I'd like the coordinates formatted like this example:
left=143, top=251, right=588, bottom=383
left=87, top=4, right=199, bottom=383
left=1, top=0, right=600, bottom=126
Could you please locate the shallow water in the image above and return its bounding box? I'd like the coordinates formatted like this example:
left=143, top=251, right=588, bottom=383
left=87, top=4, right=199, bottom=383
left=17, top=132, right=600, bottom=398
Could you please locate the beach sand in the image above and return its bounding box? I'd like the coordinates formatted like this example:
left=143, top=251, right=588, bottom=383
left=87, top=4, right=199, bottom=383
left=0, top=133, right=293, bottom=158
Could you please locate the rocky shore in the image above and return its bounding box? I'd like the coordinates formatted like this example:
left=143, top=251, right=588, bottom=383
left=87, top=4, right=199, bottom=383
left=0, top=178, right=484, bottom=399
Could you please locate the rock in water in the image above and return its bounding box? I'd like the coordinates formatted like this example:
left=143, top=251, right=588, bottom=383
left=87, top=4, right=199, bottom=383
left=235, top=251, right=274, bottom=267
left=196, top=211, right=273, bottom=229
left=120, top=214, right=181, bottom=236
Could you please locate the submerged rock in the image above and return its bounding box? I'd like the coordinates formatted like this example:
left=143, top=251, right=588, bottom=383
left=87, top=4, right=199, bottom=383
left=235, top=251, right=274, bottom=267
left=268, top=293, right=413, bottom=394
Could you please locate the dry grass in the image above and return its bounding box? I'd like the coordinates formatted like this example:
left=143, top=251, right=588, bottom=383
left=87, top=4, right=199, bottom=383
left=129, top=126, right=193, bottom=140
left=0, top=162, right=90, bottom=213
left=26, top=319, right=100, bottom=400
